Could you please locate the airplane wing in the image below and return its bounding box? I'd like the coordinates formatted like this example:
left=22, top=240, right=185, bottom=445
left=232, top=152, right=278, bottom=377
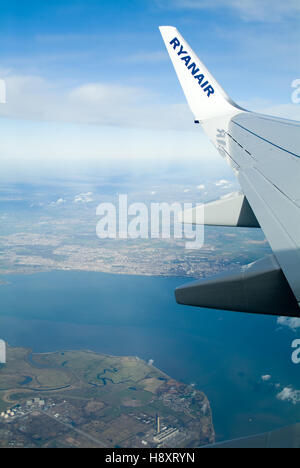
left=160, top=26, right=300, bottom=318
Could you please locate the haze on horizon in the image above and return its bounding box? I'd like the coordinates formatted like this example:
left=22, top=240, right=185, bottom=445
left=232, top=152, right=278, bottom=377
left=0, top=0, right=299, bottom=181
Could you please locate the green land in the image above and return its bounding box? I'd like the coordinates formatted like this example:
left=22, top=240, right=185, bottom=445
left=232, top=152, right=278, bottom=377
left=0, top=345, right=215, bottom=448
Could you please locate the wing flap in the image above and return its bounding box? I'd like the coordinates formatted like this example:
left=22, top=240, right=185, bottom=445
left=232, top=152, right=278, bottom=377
left=179, top=193, right=260, bottom=227
left=175, top=255, right=300, bottom=317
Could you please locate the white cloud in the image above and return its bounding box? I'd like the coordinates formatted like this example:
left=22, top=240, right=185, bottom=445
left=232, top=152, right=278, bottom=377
left=50, top=198, right=66, bottom=206
left=74, top=192, right=94, bottom=203
left=261, top=375, right=272, bottom=382
left=183, top=189, right=190, bottom=193
left=215, top=179, right=230, bottom=187
left=159, top=0, right=300, bottom=22
left=197, top=184, right=205, bottom=190
left=277, top=316, right=300, bottom=332
left=0, top=72, right=195, bottom=131
left=277, top=386, right=300, bottom=405
left=0, top=69, right=219, bottom=173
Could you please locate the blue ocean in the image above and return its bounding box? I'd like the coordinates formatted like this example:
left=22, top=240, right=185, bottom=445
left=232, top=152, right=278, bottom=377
left=0, top=271, right=299, bottom=441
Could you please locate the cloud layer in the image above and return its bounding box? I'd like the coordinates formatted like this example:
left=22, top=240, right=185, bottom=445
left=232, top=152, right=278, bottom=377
left=0, top=72, right=194, bottom=131
left=159, top=0, right=300, bottom=22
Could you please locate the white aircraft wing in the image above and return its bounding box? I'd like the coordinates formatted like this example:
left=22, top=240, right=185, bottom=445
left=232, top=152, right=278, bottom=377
left=160, top=26, right=300, bottom=318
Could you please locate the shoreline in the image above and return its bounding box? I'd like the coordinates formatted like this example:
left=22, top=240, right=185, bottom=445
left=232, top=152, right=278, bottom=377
left=0, top=268, right=197, bottom=281
left=23, top=346, right=172, bottom=380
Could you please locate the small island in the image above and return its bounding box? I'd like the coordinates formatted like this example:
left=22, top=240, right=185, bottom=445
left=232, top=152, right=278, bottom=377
left=0, top=345, right=215, bottom=448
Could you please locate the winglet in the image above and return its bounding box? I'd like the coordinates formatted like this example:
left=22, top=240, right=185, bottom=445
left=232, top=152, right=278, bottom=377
left=159, top=26, right=244, bottom=121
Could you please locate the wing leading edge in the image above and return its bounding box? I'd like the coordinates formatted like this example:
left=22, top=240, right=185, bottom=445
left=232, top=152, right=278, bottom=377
left=160, top=26, right=300, bottom=318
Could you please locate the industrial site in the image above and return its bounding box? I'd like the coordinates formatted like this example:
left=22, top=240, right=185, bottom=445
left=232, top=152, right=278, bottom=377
left=0, top=346, right=215, bottom=448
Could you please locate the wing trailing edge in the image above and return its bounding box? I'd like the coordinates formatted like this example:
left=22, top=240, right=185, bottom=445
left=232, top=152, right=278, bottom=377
left=175, top=255, right=300, bottom=318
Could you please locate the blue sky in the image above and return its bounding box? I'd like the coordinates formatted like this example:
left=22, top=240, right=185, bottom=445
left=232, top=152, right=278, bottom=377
left=0, top=0, right=299, bottom=178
